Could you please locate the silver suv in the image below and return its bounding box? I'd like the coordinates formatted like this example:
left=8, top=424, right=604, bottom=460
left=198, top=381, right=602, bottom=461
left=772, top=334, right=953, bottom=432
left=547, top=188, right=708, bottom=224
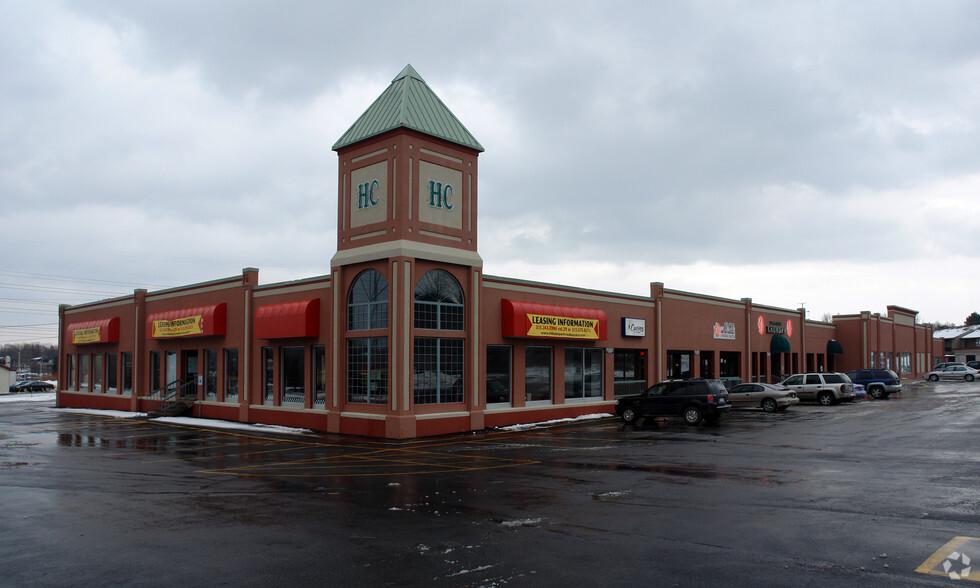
left=779, top=372, right=856, bottom=406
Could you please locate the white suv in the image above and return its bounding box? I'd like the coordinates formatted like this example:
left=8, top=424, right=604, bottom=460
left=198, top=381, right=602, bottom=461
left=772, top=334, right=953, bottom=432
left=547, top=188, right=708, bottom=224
left=779, top=372, right=856, bottom=406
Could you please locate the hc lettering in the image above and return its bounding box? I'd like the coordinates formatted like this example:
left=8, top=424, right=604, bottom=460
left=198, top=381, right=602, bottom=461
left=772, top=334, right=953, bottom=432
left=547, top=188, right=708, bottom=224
left=428, top=181, right=454, bottom=210
left=357, top=179, right=380, bottom=210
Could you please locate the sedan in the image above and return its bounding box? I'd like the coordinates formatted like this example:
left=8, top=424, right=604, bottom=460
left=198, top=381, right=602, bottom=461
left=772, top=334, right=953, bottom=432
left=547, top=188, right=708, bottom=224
left=10, top=380, right=55, bottom=393
left=923, top=365, right=979, bottom=382
left=727, top=383, right=799, bottom=412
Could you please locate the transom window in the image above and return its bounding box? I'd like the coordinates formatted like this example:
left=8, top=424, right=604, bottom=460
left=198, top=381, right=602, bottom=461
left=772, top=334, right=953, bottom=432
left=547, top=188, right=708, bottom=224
left=348, top=269, right=388, bottom=330
left=414, top=269, right=463, bottom=330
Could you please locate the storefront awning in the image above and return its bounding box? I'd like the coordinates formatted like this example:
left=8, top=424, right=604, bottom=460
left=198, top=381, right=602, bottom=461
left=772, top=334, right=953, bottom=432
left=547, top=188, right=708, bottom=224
left=147, top=303, right=226, bottom=339
left=770, top=334, right=791, bottom=354
left=67, top=317, right=120, bottom=345
left=254, top=299, right=320, bottom=339
left=827, top=339, right=844, bottom=355
left=501, top=299, right=607, bottom=341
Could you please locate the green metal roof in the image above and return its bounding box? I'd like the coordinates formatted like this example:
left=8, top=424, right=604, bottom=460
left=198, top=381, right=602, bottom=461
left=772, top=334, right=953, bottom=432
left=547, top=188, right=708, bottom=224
left=332, top=64, right=484, bottom=152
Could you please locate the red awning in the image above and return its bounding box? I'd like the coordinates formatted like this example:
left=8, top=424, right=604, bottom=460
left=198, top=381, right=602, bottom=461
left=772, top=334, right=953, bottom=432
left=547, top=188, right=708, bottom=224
left=67, top=317, right=120, bottom=344
left=501, top=299, right=607, bottom=341
left=147, top=303, right=226, bottom=339
left=254, top=299, right=320, bottom=339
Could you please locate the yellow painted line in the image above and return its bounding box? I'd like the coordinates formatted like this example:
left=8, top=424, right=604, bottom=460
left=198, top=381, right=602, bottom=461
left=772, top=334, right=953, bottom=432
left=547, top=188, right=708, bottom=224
left=916, top=536, right=979, bottom=581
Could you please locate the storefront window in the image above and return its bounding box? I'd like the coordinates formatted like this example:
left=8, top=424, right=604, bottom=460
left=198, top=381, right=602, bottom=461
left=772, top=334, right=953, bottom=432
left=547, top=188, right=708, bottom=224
left=121, top=352, right=132, bottom=395
left=204, top=349, right=217, bottom=398
left=313, top=345, right=326, bottom=406
left=486, top=345, right=512, bottom=405
left=281, top=346, right=304, bottom=404
left=414, top=337, right=464, bottom=404
left=224, top=348, right=238, bottom=400
left=150, top=351, right=160, bottom=392
left=565, top=348, right=602, bottom=400
left=79, top=354, right=90, bottom=391
left=614, top=349, right=646, bottom=397
left=348, top=269, right=388, bottom=330
left=719, top=352, right=740, bottom=378
left=67, top=355, right=75, bottom=390
left=262, top=347, right=274, bottom=404
left=414, top=269, right=463, bottom=330
left=525, top=346, right=552, bottom=403
left=347, top=338, right=387, bottom=404
left=700, top=351, right=714, bottom=379
left=106, top=353, right=117, bottom=393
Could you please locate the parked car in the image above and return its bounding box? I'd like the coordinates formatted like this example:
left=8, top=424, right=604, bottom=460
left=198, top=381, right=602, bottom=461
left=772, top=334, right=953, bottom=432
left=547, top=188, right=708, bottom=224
left=932, top=362, right=966, bottom=371
left=844, top=369, right=902, bottom=399
left=10, top=380, right=55, bottom=393
left=615, top=379, right=731, bottom=425
left=923, top=365, right=979, bottom=382
left=967, top=361, right=980, bottom=370
left=778, top=372, right=856, bottom=405
left=853, top=384, right=867, bottom=400
left=727, top=383, right=799, bottom=412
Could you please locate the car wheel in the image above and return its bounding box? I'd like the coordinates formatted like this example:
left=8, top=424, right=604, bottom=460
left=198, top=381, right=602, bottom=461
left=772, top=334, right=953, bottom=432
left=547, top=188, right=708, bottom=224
left=869, top=386, right=884, bottom=399
left=682, top=406, right=703, bottom=425
left=818, top=392, right=835, bottom=406
left=928, top=374, right=939, bottom=382
left=620, top=405, right=640, bottom=424
left=761, top=398, right=778, bottom=412
left=967, top=374, right=975, bottom=382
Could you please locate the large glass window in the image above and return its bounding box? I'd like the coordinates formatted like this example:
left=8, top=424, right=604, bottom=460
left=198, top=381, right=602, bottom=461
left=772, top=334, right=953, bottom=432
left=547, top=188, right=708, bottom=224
left=348, top=269, right=389, bottom=330
left=205, top=349, right=217, bottom=398
left=565, top=348, right=603, bottom=400
left=486, top=345, right=512, bottom=405
left=313, top=345, right=326, bottom=406
left=262, top=347, right=274, bottom=404
left=614, top=349, right=646, bottom=397
left=719, top=352, right=740, bottom=377
left=667, top=350, right=692, bottom=379
left=92, top=354, right=103, bottom=393
left=106, top=353, right=117, bottom=393
left=224, top=348, right=238, bottom=400
left=414, top=269, right=463, bottom=330
left=414, top=337, right=464, bottom=404
left=67, top=355, right=75, bottom=390
left=122, top=352, right=133, bottom=395
left=282, top=346, right=305, bottom=404
left=525, top=346, right=552, bottom=403
left=347, top=338, right=387, bottom=404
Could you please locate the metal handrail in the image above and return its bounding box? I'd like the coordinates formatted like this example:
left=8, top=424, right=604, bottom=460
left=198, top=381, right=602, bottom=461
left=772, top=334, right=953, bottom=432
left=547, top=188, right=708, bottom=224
left=143, top=379, right=198, bottom=415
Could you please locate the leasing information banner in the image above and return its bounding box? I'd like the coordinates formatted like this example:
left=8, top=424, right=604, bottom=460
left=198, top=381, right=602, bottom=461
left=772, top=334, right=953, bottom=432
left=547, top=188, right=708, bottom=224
left=151, top=315, right=204, bottom=338
left=72, top=327, right=102, bottom=344
left=526, top=313, right=601, bottom=339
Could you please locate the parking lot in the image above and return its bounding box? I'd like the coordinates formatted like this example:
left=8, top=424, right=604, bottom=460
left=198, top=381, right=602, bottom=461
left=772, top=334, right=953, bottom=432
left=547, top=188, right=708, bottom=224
left=2, top=381, right=979, bottom=586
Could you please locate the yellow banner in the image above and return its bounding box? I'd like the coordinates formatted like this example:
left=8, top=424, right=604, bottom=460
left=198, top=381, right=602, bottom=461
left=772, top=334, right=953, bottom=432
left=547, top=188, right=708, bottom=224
left=152, top=315, right=204, bottom=338
left=527, top=313, right=599, bottom=339
left=72, top=327, right=102, bottom=344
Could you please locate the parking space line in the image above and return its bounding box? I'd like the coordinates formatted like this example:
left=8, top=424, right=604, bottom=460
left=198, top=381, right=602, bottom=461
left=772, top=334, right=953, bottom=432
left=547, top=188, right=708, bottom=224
left=916, top=536, right=979, bottom=581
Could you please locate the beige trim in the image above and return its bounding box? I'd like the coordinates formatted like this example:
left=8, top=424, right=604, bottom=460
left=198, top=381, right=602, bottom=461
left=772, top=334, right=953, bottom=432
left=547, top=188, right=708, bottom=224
left=402, top=261, right=412, bottom=411
left=64, top=297, right=132, bottom=314
left=351, top=229, right=388, bottom=241
left=484, top=281, right=655, bottom=308
left=485, top=400, right=616, bottom=414
left=332, top=269, right=340, bottom=407
left=470, top=269, right=480, bottom=408
left=351, top=147, right=389, bottom=163
left=416, top=411, right=470, bottom=420
left=391, top=261, right=399, bottom=411
left=147, top=281, right=241, bottom=302
left=332, top=240, right=483, bottom=268
left=340, top=411, right=387, bottom=420
left=418, top=230, right=463, bottom=242
left=420, top=148, right=462, bottom=164
left=663, top=290, right=744, bottom=310
left=254, top=281, right=330, bottom=297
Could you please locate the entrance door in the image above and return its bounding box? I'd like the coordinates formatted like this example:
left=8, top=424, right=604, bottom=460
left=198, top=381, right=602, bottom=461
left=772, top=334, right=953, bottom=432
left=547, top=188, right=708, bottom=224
left=165, top=351, right=177, bottom=392
left=183, top=350, right=199, bottom=397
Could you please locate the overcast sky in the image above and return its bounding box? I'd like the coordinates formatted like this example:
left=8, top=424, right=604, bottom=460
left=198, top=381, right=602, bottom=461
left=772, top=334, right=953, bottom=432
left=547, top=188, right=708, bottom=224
left=2, top=1, right=979, bottom=346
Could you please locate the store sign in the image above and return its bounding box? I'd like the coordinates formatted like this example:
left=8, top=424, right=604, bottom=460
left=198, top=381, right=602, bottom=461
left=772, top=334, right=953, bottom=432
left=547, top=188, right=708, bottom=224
left=527, top=313, right=600, bottom=340
left=758, top=315, right=790, bottom=335
left=72, top=327, right=102, bottom=345
left=713, top=321, right=736, bottom=340
left=622, top=317, right=646, bottom=337
left=151, top=315, right=205, bottom=338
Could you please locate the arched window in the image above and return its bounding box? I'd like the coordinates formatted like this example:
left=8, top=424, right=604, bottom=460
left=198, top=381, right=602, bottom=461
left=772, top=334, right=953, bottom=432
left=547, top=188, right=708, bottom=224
left=348, top=269, right=388, bottom=330
left=413, top=270, right=464, bottom=405
left=346, top=269, right=388, bottom=405
left=414, top=269, right=463, bottom=330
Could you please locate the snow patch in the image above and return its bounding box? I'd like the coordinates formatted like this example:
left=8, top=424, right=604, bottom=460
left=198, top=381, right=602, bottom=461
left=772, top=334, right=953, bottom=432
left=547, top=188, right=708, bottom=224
left=496, top=413, right=612, bottom=431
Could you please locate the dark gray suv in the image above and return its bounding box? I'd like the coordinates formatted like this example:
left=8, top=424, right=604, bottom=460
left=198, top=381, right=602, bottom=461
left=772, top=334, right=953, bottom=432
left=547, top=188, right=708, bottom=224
left=845, top=369, right=902, bottom=399
left=615, top=379, right=731, bottom=425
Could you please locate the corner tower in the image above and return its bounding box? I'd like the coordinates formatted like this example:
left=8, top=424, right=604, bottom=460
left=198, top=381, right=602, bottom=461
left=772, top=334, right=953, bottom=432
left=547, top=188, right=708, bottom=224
left=332, top=64, right=484, bottom=268
left=331, top=65, right=485, bottom=439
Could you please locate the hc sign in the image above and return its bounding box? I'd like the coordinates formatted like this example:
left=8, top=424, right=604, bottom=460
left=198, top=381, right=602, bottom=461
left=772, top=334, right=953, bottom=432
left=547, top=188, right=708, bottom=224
left=428, top=180, right=454, bottom=210
left=357, top=179, right=380, bottom=210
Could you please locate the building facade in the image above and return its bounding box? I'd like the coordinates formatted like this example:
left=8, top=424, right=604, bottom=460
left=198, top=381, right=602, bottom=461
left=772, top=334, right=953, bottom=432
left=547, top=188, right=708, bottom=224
left=57, top=65, right=942, bottom=438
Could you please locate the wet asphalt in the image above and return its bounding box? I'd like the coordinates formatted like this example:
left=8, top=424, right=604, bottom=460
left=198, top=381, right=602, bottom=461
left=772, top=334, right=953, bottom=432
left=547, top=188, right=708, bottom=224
left=1, top=381, right=979, bottom=587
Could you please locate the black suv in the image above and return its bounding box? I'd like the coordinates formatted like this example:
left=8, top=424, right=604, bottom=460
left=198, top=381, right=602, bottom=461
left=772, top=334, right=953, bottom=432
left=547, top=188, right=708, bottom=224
left=615, top=379, right=731, bottom=425
left=844, top=369, right=902, bottom=399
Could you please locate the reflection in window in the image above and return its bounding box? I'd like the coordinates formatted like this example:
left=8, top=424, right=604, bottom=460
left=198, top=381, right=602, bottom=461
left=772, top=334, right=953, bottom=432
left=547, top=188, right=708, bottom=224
left=614, top=349, right=646, bottom=397
left=347, top=338, right=387, bottom=404
left=565, top=348, right=602, bottom=400
left=414, top=269, right=463, bottom=330
left=262, top=347, right=274, bottom=404
left=525, top=347, right=552, bottom=402
left=414, top=337, right=463, bottom=404
left=281, top=346, right=305, bottom=404
left=205, top=349, right=217, bottom=398
left=313, top=345, right=326, bottom=406
left=486, top=345, right=512, bottom=405
left=224, top=348, right=238, bottom=400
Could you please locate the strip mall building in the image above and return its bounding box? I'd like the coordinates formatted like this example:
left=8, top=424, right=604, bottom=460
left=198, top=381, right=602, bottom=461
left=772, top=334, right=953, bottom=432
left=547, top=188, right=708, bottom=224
left=57, top=65, right=942, bottom=439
